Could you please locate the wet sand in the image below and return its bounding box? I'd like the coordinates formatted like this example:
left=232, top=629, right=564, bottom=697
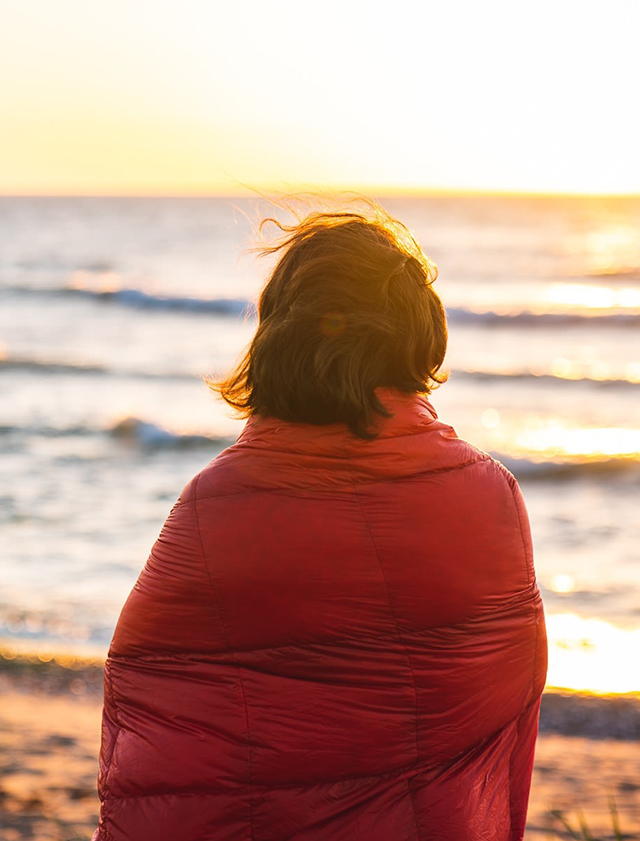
left=1, top=655, right=639, bottom=840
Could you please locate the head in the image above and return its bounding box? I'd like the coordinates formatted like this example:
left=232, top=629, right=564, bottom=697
left=209, top=201, right=448, bottom=439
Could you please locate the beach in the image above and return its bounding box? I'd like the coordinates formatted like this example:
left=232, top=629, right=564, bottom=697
left=1, top=654, right=639, bottom=841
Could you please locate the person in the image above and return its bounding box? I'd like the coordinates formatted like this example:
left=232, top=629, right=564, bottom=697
left=92, top=200, right=547, bottom=841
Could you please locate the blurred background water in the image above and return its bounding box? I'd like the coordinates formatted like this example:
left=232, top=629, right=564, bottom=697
left=2, top=194, right=639, bottom=692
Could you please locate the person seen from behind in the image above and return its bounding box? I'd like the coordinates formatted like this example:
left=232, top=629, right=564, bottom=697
left=93, top=197, right=548, bottom=841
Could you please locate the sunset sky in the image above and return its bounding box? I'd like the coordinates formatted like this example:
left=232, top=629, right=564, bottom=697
left=2, top=0, right=640, bottom=196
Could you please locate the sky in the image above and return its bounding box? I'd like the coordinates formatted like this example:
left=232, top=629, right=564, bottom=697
left=2, top=0, right=640, bottom=196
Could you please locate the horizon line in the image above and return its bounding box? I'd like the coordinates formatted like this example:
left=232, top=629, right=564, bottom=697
left=2, top=186, right=640, bottom=200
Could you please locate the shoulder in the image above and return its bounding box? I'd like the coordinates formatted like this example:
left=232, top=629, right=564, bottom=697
left=441, top=437, right=531, bottom=530
left=479, top=452, right=528, bottom=509
left=448, top=432, right=521, bottom=491
left=175, top=472, right=200, bottom=506
left=481, top=450, right=521, bottom=493
left=432, top=426, right=516, bottom=486
left=173, top=443, right=241, bottom=505
left=475, top=449, right=529, bottom=518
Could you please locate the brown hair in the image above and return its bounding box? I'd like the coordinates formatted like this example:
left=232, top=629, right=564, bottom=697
left=208, top=198, right=448, bottom=439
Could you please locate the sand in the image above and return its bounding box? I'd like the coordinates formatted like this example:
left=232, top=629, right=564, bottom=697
left=1, top=656, right=639, bottom=840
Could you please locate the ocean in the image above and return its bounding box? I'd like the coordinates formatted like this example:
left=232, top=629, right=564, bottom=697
left=2, top=194, right=639, bottom=693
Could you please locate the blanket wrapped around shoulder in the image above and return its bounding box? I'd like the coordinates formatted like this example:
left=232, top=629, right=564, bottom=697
left=93, top=388, right=547, bottom=841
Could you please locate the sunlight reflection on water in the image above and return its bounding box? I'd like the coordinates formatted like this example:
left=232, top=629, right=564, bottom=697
left=546, top=614, right=640, bottom=694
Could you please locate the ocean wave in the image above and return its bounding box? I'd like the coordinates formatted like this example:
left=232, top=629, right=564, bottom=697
left=0, top=423, right=96, bottom=438
left=6, top=283, right=640, bottom=325
left=446, top=306, right=640, bottom=327
left=79, top=287, right=254, bottom=315
left=453, top=370, right=640, bottom=388
left=494, top=454, right=640, bottom=479
left=583, top=268, right=640, bottom=282
left=0, top=356, right=193, bottom=380
left=109, top=417, right=230, bottom=448
left=0, top=357, right=110, bottom=375
left=0, top=417, right=234, bottom=450
left=3, top=355, right=639, bottom=390
left=539, top=691, right=640, bottom=740
left=5, top=283, right=255, bottom=316
left=2, top=420, right=640, bottom=473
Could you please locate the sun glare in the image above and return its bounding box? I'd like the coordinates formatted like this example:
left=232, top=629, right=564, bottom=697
left=575, top=225, right=640, bottom=277
left=544, top=358, right=640, bottom=384
left=549, top=574, right=576, bottom=595
left=546, top=614, right=640, bottom=694
left=545, top=283, right=640, bottom=312
left=512, top=421, right=640, bottom=461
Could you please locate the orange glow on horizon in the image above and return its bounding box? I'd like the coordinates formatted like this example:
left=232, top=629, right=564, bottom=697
left=2, top=2, right=640, bottom=197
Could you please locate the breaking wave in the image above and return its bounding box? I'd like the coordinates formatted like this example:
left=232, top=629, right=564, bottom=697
left=3, top=354, right=639, bottom=390
left=445, top=306, right=640, bottom=328
left=6, top=284, right=640, bottom=326
left=3, top=419, right=640, bottom=474
left=494, top=453, right=640, bottom=480
left=451, top=370, right=640, bottom=388
left=0, top=417, right=234, bottom=450
left=0, top=356, right=195, bottom=380
left=0, top=358, right=110, bottom=375
left=108, top=417, right=231, bottom=448
left=5, top=283, right=255, bottom=316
